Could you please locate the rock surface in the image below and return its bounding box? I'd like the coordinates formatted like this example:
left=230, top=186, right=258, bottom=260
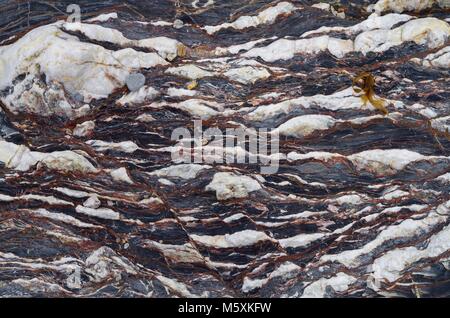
left=0, top=0, right=449, bottom=298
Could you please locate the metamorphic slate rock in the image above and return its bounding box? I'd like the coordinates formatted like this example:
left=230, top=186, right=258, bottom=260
left=0, top=0, right=450, bottom=298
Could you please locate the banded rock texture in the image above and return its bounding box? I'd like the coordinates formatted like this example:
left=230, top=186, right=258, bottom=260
left=0, top=0, right=449, bottom=298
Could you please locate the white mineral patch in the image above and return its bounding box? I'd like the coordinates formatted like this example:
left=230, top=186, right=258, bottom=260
left=87, top=12, right=118, bottom=22
left=279, top=232, right=326, bottom=248
left=247, top=16, right=449, bottom=60
left=192, top=0, right=214, bottom=9
left=85, top=247, right=138, bottom=283
left=75, top=205, right=120, bottom=220
left=112, top=48, right=169, bottom=69
left=223, top=213, right=247, bottom=223
left=243, top=36, right=354, bottom=61
left=348, top=149, right=440, bottom=175
left=332, top=193, right=366, bottom=206
left=62, top=22, right=180, bottom=60
left=156, top=275, right=197, bottom=298
left=0, top=141, right=97, bottom=173
left=349, top=113, right=398, bottom=125
left=0, top=24, right=168, bottom=105
left=144, top=241, right=204, bottom=264
left=363, top=205, right=427, bottom=224
left=242, top=262, right=300, bottom=292
left=215, top=38, right=275, bottom=55
left=275, top=115, right=337, bottom=137
left=138, top=36, right=182, bottom=61
left=313, top=2, right=346, bottom=18
left=205, top=172, right=262, bottom=200
left=414, top=46, right=450, bottom=68
left=320, top=209, right=447, bottom=268
left=368, top=0, right=441, bottom=13
left=110, top=167, right=134, bottom=184
left=430, top=116, right=450, bottom=134
left=370, top=202, right=450, bottom=284
left=410, top=105, right=438, bottom=119
left=191, top=229, right=274, bottom=248
left=11, top=278, right=71, bottom=294
left=287, top=151, right=344, bottom=162
left=73, top=121, right=95, bottom=137
left=259, top=91, right=283, bottom=100
left=83, top=195, right=101, bottom=209
left=0, top=193, right=73, bottom=206
left=30, top=208, right=100, bottom=228
left=86, top=140, right=139, bottom=153
left=165, top=64, right=216, bottom=80
left=204, top=2, right=296, bottom=34
left=117, top=86, right=159, bottom=105
left=158, top=178, right=175, bottom=186
left=247, top=87, right=364, bottom=121
left=302, top=13, right=414, bottom=37
left=224, top=66, right=271, bottom=84
left=150, top=164, right=211, bottom=180
left=355, top=18, right=450, bottom=55
left=435, top=172, right=450, bottom=183
left=139, top=196, right=164, bottom=205
left=311, top=3, right=331, bottom=11
left=382, top=189, right=409, bottom=200
left=275, top=210, right=328, bottom=220
left=53, top=187, right=92, bottom=199
left=301, top=273, right=357, bottom=298
left=136, top=114, right=156, bottom=122
left=167, top=87, right=197, bottom=97
left=172, top=99, right=223, bottom=119
left=1, top=73, right=81, bottom=117
left=61, top=22, right=131, bottom=46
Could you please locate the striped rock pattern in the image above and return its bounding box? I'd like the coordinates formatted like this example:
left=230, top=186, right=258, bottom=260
left=0, top=0, right=449, bottom=297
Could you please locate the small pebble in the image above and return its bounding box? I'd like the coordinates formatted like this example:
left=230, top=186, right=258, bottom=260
left=126, top=73, right=146, bottom=92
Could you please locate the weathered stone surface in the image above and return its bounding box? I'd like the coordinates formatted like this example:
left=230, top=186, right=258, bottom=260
left=0, top=0, right=449, bottom=299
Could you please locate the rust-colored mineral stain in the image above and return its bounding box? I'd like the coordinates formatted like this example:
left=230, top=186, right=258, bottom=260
left=352, top=72, right=388, bottom=115
left=176, top=43, right=187, bottom=58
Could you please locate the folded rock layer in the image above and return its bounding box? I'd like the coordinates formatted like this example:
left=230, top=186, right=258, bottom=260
left=0, top=0, right=449, bottom=298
